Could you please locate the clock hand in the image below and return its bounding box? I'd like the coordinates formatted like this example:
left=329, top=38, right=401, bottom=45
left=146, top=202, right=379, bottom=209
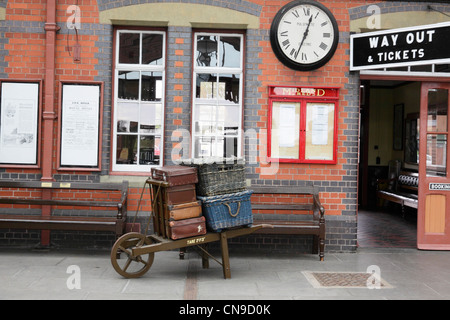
left=295, top=15, right=313, bottom=59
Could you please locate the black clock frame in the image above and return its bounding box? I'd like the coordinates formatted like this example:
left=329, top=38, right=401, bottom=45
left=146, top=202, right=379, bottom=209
left=270, top=0, right=339, bottom=71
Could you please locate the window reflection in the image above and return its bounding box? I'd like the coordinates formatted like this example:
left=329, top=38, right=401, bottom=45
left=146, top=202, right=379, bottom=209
left=219, top=37, right=241, bottom=68
left=118, top=71, right=139, bottom=100
left=119, top=33, right=140, bottom=64
left=142, top=34, right=163, bottom=65
left=196, top=36, right=218, bottom=67
left=141, top=72, right=162, bottom=101
left=427, top=88, right=448, bottom=176
left=196, top=73, right=240, bottom=103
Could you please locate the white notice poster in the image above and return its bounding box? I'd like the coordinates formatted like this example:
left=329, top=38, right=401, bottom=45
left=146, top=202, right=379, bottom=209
left=0, top=82, right=39, bottom=164
left=61, top=84, right=100, bottom=167
left=279, top=104, right=296, bottom=148
left=311, top=104, right=330, bottom=145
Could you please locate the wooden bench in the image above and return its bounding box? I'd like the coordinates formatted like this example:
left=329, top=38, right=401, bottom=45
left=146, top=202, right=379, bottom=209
left=0, top=180, right=129, bottom=239
left=251, top=185, right=325, bottom=261
left=377, top=171, right=418, bottom=215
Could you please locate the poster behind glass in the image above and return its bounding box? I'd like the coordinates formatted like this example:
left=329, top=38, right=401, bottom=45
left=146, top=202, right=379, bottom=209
left=0, top=82, right=39, bottom=165
left=60, top=84, right=100, bottom=167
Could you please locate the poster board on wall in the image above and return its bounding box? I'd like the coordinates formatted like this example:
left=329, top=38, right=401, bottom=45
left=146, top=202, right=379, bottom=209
left=59, top=82, right=102, bottom=169
left=268, top=85, right=339, bottom=164
left=0, top=81, right=40, bottom=165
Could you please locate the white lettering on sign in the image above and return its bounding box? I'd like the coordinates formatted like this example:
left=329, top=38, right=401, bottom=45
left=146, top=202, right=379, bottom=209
left=369, top=30, right=435, bottom=49
left=429, top=183, right=450, bottom=191
left=186, top=237, right=206, bottom=245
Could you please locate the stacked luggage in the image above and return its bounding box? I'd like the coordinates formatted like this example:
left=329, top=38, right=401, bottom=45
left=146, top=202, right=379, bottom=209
left=181, top=157, right=253, bottom=233
left=151, top=158, right=253, bottom=237
left=151, top=166, right=206, bottom=240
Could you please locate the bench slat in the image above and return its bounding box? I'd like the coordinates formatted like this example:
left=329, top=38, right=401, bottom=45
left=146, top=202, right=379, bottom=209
left=0, top=215, right=123, bottom=232
left=0, top=180, right=127, bottom=191
left=252, top=204, right=314, bottom=211
left=0, top=198, right=121, bottom=208
left=251, top=185, right=317, bottom=195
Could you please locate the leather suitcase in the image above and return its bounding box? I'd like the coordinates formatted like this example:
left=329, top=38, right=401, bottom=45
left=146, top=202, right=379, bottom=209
left=161, top=184, right=197, bottom=206
left=165, top=201, right=202, bottom=221
left=151, top=166, right=198, bottom=186
left=167, top=216, right=207, bottom=240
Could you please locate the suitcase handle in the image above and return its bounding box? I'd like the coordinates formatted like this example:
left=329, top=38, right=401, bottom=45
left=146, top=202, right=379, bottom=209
left=224, top=202, right=241, bottom=217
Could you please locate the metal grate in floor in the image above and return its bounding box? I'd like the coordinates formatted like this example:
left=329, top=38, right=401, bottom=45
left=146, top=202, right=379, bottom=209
left=303, top=271, right=393, bottom=289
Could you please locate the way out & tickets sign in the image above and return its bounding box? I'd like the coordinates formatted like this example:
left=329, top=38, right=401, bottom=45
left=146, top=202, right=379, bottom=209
left=350, top=22, right=450, bottom=71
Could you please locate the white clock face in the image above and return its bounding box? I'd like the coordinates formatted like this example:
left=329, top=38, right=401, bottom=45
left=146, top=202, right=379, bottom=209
left=276, top=4, right=336, bottom=66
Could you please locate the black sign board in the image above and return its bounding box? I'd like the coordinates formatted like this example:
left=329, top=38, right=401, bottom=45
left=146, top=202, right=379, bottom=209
left=350, top=22, right=450, bottom=71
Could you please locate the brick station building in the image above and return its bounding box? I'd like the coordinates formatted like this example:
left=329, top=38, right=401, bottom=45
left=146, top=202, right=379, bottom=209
left=0, top=0, right=450, bottom=252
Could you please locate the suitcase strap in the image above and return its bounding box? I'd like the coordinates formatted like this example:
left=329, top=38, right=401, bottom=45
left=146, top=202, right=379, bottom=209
left=224, top=202, right=241, bottom=217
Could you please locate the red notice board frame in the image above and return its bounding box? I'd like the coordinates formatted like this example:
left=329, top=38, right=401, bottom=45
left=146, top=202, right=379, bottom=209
left=268, top=85, right=339, bottom=164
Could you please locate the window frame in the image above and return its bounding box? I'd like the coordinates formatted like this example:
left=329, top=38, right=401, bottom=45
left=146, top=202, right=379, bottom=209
left=191, top=31, right=245, bottom=159
left=112, top=27, right=166, bottom=173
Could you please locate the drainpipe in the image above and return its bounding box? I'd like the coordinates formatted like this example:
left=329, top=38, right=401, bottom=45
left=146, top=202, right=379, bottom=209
left=40, top=0, right=59, bottom=247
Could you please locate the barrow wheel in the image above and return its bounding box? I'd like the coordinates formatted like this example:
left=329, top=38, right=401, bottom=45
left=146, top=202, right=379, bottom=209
left=111, top=232, right=155, bottom=278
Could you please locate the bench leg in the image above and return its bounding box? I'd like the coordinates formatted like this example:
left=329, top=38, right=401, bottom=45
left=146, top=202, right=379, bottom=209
left=319, top=238, right=325, bottom=262
left=312, top=235, right=318, bottom=254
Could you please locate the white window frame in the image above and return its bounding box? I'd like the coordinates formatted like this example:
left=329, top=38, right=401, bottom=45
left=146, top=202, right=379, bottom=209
left=191, top=32, right=244, bottom=159
left=112, top=29, right=166, bottom=172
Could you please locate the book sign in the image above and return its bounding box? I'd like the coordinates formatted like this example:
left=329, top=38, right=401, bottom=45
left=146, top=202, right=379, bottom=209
left=350, top=22, right=450, bottom=71
left=429, top=183, right=450, bottom=191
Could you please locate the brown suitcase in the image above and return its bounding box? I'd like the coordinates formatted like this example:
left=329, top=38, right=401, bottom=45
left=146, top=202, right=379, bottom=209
left=166, top=216, right=206, bottom=240
left=160, top=184, right=197, bottom=206
left=151, top=166, right=198, bottom=186
left=165, top=201, right=202, bottom=221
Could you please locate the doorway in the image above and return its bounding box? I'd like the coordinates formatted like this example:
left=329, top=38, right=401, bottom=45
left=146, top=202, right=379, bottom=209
left=358, top=79, right=420, bottom=248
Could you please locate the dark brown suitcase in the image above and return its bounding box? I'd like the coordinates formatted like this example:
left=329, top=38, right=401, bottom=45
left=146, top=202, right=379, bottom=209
left=166, top=216, right=206, bottom=240
left=161, top=184, right=197, bottom=206
left=151, top=166, right=198, bottom=186
left=164, top=201, right=202, bottom=221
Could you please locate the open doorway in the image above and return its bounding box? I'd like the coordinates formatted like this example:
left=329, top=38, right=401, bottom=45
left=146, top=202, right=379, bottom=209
left=358, top=80, right=420, bottom=248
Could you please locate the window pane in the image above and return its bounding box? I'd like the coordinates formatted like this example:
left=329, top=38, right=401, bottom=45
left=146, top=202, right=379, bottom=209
left=195, top=104, right=216, bottom=135
left=118, top=71, right=139, bottom=100
left=218, top=74, right=240, bottom=103
left=427, top=134, right=447, bottom=177
left=435, top=64, right=450, bottom=73
left=196, top=36, right=218, bottom=67
left=117, top=101, right=139, bottom=133
left=142, top=33, right=163, bottom=65
left=220, top=105, right=240, bottom=135
left=427, top=89, right=448, bottom=132
left=196, top=73, right=216, bottom=99
left=219, top=36, right=241, bottom=68
left=116, top=135, right=137, bottom=164
left=119, top=33, right=140, bottom=64
left=141, top=72, right=162, bottom=101
left=140, top=103, right=162, bottom=134
left=139, top=135, right=160, bottom=165
left=224, top=136, right=238, bottom=158
left=195, top=137, right=225, bottom=158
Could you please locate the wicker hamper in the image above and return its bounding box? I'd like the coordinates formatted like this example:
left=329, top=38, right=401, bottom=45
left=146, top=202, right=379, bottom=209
left=181, top=158, right=246, bottom=196
left=197, top=190, right=253, bottom=232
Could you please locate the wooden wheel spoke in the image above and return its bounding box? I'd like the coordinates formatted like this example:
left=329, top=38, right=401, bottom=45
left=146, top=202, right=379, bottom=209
left=111, top=232, right=155, bottom=279
left=118, top=245, right=132, bottom=257
left=122, top=258, right=133, bottom=272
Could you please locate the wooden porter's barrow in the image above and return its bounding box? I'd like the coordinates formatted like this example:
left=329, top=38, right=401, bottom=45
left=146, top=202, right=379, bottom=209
left=110, top=178, right=272, bottom=279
